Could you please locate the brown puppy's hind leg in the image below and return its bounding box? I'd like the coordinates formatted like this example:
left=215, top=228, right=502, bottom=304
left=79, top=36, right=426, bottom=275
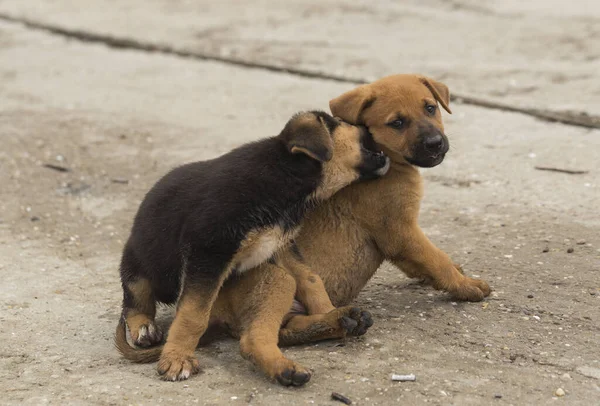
left=391, top=225, right=491, bottom=301
left=276, top=250, right=373, bottom=346
left=237, top=265, right=312, bottom=386
left=279, top=306, right=373, bottom=347
left=278, top=251, right=335, bottom=315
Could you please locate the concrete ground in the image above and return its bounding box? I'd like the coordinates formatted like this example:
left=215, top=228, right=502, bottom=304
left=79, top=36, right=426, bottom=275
left=0, top=1, right=598, bottom=405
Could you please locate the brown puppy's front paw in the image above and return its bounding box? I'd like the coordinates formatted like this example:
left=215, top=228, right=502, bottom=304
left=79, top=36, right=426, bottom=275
left=132, top=322, right=163, bottom=347
left=157, top=351, right=200, bottom=381
left=274, top=361, right=312, bottom=387
left=338, top=306, right=374, bottom=336
left=450, top=277, right=491, bottom=302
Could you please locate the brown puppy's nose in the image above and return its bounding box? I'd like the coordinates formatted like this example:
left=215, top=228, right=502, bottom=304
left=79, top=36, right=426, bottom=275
left=424, top=134, right=444, bottom=152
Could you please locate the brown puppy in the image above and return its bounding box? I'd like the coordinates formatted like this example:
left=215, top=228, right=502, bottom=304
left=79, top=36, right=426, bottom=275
left=117, top=74, right=491, bottom=386
left=291, top=74, right=491, bottom=307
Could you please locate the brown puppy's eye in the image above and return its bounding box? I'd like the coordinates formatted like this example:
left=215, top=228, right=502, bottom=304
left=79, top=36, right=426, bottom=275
left=387, top=119, right=404, bottom=129
left=425, top=104, right=436, bottom=115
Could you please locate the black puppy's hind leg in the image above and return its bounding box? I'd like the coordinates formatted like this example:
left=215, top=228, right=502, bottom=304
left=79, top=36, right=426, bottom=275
left=119, top=243, right=163, bottom=347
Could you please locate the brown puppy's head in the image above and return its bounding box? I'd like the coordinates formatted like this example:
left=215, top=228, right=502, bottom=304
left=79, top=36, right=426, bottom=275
left=280, top=111, right=390, bottom=200
left=330, top=74, right=452, bottom=168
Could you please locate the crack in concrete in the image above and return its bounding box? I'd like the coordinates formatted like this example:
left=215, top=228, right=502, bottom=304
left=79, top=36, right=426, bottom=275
left=1, top=13, right=599, bottom=130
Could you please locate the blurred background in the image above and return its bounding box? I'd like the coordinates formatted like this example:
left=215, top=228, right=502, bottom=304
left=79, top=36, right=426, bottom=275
left=1, top=0, right=599, bottom=123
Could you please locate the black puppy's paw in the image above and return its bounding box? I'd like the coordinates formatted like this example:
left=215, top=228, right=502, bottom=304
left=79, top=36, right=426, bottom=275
left=339, top=307, right=373, bottom=336
left=133, top=322, right=163, bottom=347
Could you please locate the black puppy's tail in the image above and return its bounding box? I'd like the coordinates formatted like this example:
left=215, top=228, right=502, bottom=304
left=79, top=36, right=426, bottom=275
left=114, top=317, right=163, bottom=363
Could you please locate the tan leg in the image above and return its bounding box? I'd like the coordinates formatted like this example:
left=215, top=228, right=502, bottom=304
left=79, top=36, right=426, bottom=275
left=279, top=306, right=373, bottom=346
left=122, top=278, right=163, bottom=347
left=157, top=268, right=228, bottom=381
left=236, top=264, right=313, bottom=386
left=392, top=225, right=491, bottom=301
left=278, top=251, right=335, bottom=314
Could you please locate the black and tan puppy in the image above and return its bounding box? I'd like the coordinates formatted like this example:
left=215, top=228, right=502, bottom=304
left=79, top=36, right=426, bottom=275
left=116, top=111, right=389, bottom=381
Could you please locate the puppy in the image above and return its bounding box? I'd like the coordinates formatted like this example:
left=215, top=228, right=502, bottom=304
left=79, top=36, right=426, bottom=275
left=115, top=111, right=389, bottom=381
left=142, top=74, right=489, bottom=386
left=295, top=74, right=491, bottom=306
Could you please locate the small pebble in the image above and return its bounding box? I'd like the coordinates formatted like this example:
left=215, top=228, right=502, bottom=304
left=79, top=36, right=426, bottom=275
left=542, top=247, right=549, bottom=253
left=555, top=388, right=565, bottom=397
left=576, top=239, right=586, bottom=245
left=30, top=216, right=40, bottom=222
left=527, top=294, right=534, bottom=299
left=494, top=394, right=502, bottom=399
left=566, top=248, right=574, bottom=253
left=561, top=373, right=572, bottom=380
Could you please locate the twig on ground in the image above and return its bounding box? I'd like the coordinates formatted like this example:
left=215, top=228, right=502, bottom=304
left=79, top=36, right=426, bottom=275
left=331, top=392, right=352, bottom=405
left=534, top=166, right=589, bottom=175
left=43, top=163, right=71, bottom=172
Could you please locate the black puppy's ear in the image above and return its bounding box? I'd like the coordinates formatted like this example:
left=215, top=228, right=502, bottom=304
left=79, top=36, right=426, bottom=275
left=418, top=76, right=452, bottom=114
left=282, top=112, right=334, bottom=163
left=329, top=85, right=375, bottom=124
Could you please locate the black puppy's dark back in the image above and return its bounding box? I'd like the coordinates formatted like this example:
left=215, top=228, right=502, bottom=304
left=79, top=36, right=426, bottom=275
left=121, top=136, right=322, bottom=303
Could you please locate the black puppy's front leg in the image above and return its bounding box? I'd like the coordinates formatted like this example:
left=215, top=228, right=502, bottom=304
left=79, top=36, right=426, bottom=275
left=157, top=255, right=229, bottom=381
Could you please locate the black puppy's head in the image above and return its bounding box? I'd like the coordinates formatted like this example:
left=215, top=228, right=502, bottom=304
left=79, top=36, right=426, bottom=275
left=280, top=111, right=389, bottom=200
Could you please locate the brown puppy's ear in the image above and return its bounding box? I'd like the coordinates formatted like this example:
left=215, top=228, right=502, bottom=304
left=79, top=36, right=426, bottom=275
left=329, top=85, right=375, bottom=124
left=283, top=113, right=333, bottom=162
left=419, top=76, right=452, bottom=114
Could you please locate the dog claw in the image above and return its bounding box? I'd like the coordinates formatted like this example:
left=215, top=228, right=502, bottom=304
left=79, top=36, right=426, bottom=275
left=338, top=307, right=374, bottom=336
left=275, top=366, right=312, bottom=386
left=340, top=316, right=358, bottom=332
left=133, top=322, right=163, bottom=347
left=157, top=352, right=200, bottom=381
left=450, top=278, right=491, bottom=302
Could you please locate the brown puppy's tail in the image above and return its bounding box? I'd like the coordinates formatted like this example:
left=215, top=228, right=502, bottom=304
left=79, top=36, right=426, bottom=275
left=114, top=317, right=163, bottom=363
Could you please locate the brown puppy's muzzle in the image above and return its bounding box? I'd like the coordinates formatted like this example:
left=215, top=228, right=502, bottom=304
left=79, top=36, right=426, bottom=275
left=358, top=126, right=390, bottom=180
left=407, top=123, right=450, bottom=168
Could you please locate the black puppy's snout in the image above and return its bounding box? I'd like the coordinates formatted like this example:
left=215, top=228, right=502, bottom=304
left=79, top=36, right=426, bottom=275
left=424, top=134, right=444, bottom=152
left=374, top=151, right=387, bottom=167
